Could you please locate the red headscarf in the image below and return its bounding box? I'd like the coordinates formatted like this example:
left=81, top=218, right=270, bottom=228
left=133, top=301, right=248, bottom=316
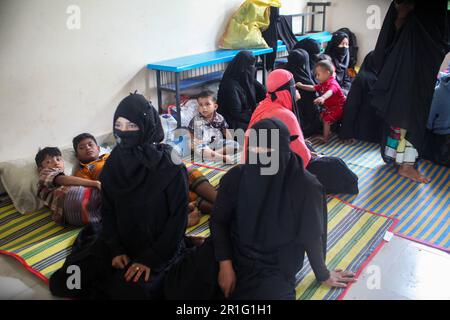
left=245, top=70, right=312, bottom=167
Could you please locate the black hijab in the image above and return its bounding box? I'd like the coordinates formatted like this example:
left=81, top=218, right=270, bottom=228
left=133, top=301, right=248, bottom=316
left=282, top=50, right=322, bottom=137
left=293, top=38, right=322, bottom=72
left=371, top=0, right=449, bottom=154
left=284, top=49, right=315, bottom=85
left=325, top=32, right=350, bottom=86
left=218, top=51, right=259, bottom=110
left=100, top=94, right=182, bottom=197
left=237, top=118, right=326, bottom=254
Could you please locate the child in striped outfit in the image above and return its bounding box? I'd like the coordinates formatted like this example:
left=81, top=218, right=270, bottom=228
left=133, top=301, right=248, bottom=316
left=35, top=147, right=102, bottom=226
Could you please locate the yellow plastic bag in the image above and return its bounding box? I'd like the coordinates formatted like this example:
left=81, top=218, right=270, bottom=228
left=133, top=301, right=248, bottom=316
left=219, top=0, right=281, bottom=49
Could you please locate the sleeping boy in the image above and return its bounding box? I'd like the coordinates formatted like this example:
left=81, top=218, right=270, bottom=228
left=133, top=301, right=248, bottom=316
left=35, top=147, right=102, bottom=226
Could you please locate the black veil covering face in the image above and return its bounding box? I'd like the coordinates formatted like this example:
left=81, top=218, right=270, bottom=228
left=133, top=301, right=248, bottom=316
left=283, top=49, right=322, bottom=137
left=217, top=51, right=267, bottom=129
left=211, top=119, right=330, bottom=299
left=100, top=94, right=182, bottom=197
left=235, top=118, right=327, bottom=265
left=268, top=75, right=302, bottom=129
left=371, top=0, right=449, bottom=154
left=325, top=32, right=352, bottom=91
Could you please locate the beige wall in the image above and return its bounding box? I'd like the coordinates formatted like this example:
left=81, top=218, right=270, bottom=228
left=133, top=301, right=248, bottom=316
left=0, top=0, right=446, bottom=164
left=325, top=0, right=391, bottom=64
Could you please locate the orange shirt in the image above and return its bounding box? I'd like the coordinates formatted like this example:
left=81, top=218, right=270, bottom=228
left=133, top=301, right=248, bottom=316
left=74, top=153, right=110, bottom=181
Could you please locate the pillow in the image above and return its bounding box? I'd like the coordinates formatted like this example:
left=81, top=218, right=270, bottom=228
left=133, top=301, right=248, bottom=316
left=0, top=148, right=78, bottom=214
left=0, top=132, right=115, bottom=215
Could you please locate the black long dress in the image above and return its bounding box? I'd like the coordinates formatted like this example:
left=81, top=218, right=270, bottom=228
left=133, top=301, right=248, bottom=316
left=217, top=51, right=267, bottom=130
left=339, top=52, right=383, bottom=143
left=325, top=32, right=353, bottom=94
left=282, top=49, right=322, bottom=137
left=372, top=0, right=449, bottom=156
left=49, top=94, right=189, bottom=300
left=211, top=119, right=329, bottom=300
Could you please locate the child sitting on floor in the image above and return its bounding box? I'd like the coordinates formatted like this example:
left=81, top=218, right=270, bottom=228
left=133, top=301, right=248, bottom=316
left=297, top=60, right=347, bottom=143
left=72, top=133, right=110, bottom=181
left=188, top=90, right=239, bottom=163
left=35, top=147, right=102, bottom=226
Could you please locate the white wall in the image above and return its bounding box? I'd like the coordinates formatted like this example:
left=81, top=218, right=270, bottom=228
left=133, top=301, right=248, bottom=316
left=325, top=0, right=391, bottom=64
left=0, top=0, right=246, bottom=162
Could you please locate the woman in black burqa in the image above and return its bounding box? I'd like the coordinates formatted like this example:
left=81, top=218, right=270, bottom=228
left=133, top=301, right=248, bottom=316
left=97, top=93, right=189, bottom=299
left=293, top=38, right=324, bottom=76
left=371, top=0, right=449, bottom=183
left=217, top=51, right=267, bottom=131
left=211, top=118, right=356, bottom=300
left=282, top=49, right=322, bottom=137
left=49, top=94, right=190, bottom=300
left=325, top=32, right=353, bottom=95
left=339, top=51, right=383, bottom=143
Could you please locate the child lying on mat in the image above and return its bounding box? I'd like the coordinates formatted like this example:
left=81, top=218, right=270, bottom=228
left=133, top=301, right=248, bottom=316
left=72, top=133, right=110, bottom=181
left=189, top=90, right=239, bottom=163
left=35, top=147, right=102, bottom=226
left=297, top=60, right=347, bottom=143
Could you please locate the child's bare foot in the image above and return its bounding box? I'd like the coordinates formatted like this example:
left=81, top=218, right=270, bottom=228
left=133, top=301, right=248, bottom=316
left=398, top=165, right=430, bottom=184
left=317, top=136, right=329, bottom=144
left=187, top=209, right=201, bottom=227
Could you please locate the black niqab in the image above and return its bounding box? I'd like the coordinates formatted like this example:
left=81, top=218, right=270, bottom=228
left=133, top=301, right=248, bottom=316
left=100, top=94, right=182, bottom=197
left=237, top=118, right=326, bottom=254
left=325, top=32, right=351, bottom=89
left=282, top=49, right=322, bottom=137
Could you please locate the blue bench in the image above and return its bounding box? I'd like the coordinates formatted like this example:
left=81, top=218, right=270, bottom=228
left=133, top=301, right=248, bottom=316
left=276, top=31, right=333, bottom=53
left=274, top=31, right=332, bottom=65
left=147, top=48, right=273, bottom=127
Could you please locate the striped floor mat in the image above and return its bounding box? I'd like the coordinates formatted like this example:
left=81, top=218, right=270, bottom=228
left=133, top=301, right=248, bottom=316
left=179, top=197, right=396, bottom=300
left=309, top=135, right=450, bottom=252
left=0, top=153, right=395, bottom=300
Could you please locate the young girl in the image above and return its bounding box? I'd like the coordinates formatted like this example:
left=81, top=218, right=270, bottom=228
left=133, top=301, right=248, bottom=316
left=297, top=60, right=347, bottom=143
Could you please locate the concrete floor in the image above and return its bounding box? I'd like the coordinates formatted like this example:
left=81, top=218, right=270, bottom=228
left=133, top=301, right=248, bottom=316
left=0, top=235, right=448, bottom=300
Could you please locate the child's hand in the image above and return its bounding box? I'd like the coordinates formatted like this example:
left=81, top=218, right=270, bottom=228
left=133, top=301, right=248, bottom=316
left=296, top=82, right=303, bottom=89
left=314, top=97, right=325, bottom=105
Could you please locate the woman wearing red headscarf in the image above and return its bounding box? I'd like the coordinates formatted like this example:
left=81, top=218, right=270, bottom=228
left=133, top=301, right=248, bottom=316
left=245, top=69, right=312, bottom=167
left=244, top=69, right=359, bottom=195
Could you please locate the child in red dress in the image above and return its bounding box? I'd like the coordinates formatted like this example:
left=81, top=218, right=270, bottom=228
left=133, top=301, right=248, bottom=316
left=297, top=60, right=347, bottom=143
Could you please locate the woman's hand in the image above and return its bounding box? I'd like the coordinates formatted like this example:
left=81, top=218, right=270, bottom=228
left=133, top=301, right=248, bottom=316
left=218, top=260, right=236, bottom=298
left=124, top=263, right=151, bottom=283
left=94, top=181, right=102, bottom=190
left=322, top=269, right=357, bottom=288
left=111, top=254, right=130, bottom=269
